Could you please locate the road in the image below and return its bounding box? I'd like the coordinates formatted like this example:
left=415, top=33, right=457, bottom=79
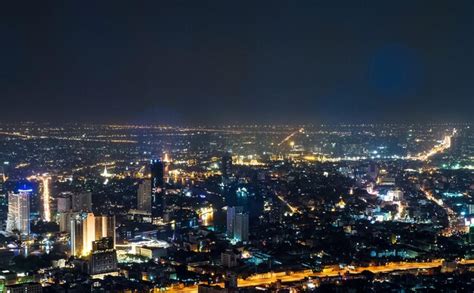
left=165, top=259, right=474, bottom=292
left=420, top=187, right=467, bottom=236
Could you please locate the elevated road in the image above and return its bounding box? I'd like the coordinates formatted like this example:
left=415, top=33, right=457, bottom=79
left=166, top=259, right=474, bottom=292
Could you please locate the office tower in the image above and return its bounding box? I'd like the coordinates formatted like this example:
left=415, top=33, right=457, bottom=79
left=0, top=167, right=5, bottom=196
left=234, top=212, right=249, bottom=242
left=72, top=192, right=92, bottom=212
left=137, top=179, right=152, bottom=213
left=469, top=226, right=474, bottom=244
left=226, top=206, right=243, bottom=238
left=367, top=162, right=379, bottom=181
left=59, top=211, right=77, bottom=233
left=221, top=153, right=232, bottom=184
left=150, top=159, right=165, bottom=216
left=268, top=198, right=284, bottom=224
left=88, top=237, right=118, bottom=277
left=70, top=213, right=115, bottom=256
left=150, top=159, right=164, bottom=191
left=57, top=192, right=73, bottom=213
left=70, top=213, right=86, bottom=256
left=6, top=189, right=31, bottom=235
left=221, top=249, right=239, bottom=268
left=39, top=176, right=52, bottom=222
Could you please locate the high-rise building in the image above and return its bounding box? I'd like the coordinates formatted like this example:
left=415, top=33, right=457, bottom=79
left=227, top=206, right=249, bottom=242
left=0, top=167, right=5, bottom=196
left=59, top=211, right=77, bottom=233
left=57, top=192, right=73, bottom=213
left=221, top=249, right=239, bottom=268
left=137, top=179, right=152, bottom=213
left=150, top=159, right=165, bottom=216
left=234, top=212, right=249, bottom=242
left=226, top=206, right=243, bottom=238
left=71, top=192, right=92, bottom=212
left=221, top=153, right=232, bottom=184
left=70, top=213, right=115, bottom=256
left=88, top=237, right=118, bottom=277
left=150, top=159, right=164, bottom=191
left=6, top=189, right=31, bottom=235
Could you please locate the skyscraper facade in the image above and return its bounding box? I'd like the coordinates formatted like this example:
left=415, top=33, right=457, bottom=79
left=226, top=206, right=243, bottom=239
left=71, top=192, right=92, bottom=212
left=137, top=179, right=152, bottom=213
left=150, top=159, right=165, bottom=216
left=150, top=159, right=164, bottom=191
left=233, top=212, right=249, bottom=242
left=88, top=237, right=118, bottom=277
left=221, top=153, right=232, bottom=185
left=6, top=189, right=31, bottom=235
left=70, top=213, right=115, bottom=256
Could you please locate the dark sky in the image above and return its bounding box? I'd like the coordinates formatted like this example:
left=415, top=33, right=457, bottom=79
left=1, top=1, right=473, bottom=124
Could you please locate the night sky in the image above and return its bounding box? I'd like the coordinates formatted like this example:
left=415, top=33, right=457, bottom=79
left=1, top=1, right=473, bottom=124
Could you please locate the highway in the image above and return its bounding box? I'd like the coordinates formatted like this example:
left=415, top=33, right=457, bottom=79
left=166, top=259, right=474, bottom=292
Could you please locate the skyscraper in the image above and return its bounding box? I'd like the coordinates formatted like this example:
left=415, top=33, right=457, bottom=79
left=150, top=159, right=165, bottom=216
left=226, top=206, right=243, bottom=239
left=0, top=167, right=5, bottom=196
left=70, top=212, right=115, bottom=256
left=71, top=192, right=92, bottom=212
left=221, top=153, right=232, bottom=185
left=150, top=159, right=164, bottom=191
left=233, top=212, right=249, bottom=242
left=137, top=179, right=152, bottom=213
left=6, top=189, right=31, bottom=235
left=88, top=237, right=118, bottom=277
left=57, top=192, right=73, bottom=213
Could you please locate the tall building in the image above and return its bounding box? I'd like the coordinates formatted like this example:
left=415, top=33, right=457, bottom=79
left=227, top=206, right=249, bottom=242
left=70, top=213, right=115, bottom=256
left=221, top=249, right=239, bottom=268
left=0, top=167, right=5, bottom=196
left=150, top=159, right=164, bottom=191
left=221, top=153, right=232, bottom=184
left=6, top=189, right=31, bottom=235
left=226, top=206, right=243, bottom=238
left=150, top=159, right=165, bottom=216
left=71, top=192, right=92, bottom=212
left=88, top=237, right=118, bottom=277
left=57, top=192, right=73, bottom=213
left=137, top=179, right=152, bottom=213
left=234, top=212, right=249, bottom=242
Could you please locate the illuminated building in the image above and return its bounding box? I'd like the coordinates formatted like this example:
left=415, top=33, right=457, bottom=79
left=227, top=206, right=248, bottom=242
left=6, top=189, right=31, bottom=235
left=5, top=282, right=42, bottom=293
left=137, top=179, right=152, bottom=213
left=221, top=152, right=232, bottom=185
left=100, top=165, right=113, bottom=178
left=88, top=237, right=118, bottom=277
left=39, top=175, right=51, bottom=222
left=0, top=167, right=5, bottom=196
left=226, top=206, right=242, bottom=238
left=71, top=213, right=115, bottom=256
left=234, top=213, right=249, bottom=242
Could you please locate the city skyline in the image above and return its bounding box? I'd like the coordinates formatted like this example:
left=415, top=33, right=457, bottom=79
left=1, top=1, right=474, bottom=292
